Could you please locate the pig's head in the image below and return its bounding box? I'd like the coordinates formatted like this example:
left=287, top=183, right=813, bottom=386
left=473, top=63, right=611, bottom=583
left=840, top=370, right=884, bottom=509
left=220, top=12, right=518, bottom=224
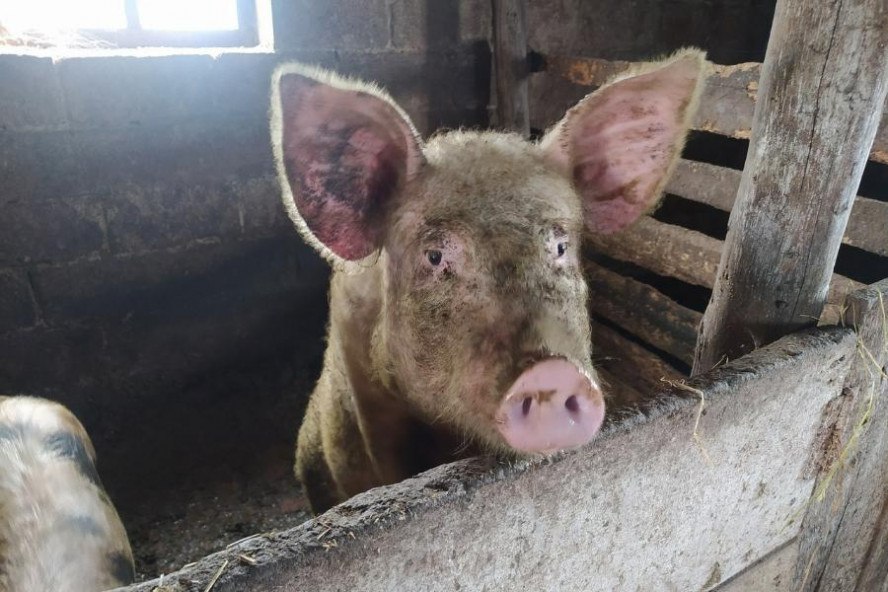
left=272, top=50, right=708, bottom=455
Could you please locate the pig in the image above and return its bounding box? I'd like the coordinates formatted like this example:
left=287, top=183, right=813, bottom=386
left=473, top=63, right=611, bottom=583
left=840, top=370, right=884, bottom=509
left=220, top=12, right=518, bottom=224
left=0, top=396, right=134, bottom=592
left=271, top=49, right=709, bottom=513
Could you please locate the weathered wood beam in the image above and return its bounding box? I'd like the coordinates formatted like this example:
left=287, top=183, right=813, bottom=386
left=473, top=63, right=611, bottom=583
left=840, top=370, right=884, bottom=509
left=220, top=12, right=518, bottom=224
left=585, top=262, right=700, bottom=366
left=874, top=108, right=888, bottom=165
left=595, top=367, right=646, bottom=411
left=592, top=323, right=683, bottom=409
left=491, top=0, right=529, bottom=137
left=542, top=57, right=888, bottom=164
left=845, top=197, right=888, bottom=259
left=793, top=279, right=888, bottom=591
left=667, top=159, right=888, bottom=258
left=856, top=494, right=888, bottom=591
left=692, top=0, right=888, bottom=374
left=587, top=217, right=722, bottom=289
left=666, top=159, right=739, bottom=211
left=585, top=217, right=862, bottom=324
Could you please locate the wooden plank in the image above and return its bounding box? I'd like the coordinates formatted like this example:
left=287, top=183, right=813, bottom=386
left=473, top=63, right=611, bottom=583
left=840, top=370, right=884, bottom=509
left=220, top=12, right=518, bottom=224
left=585, top=261, right=700, bottom=366
left=856, top=494, right=888, bottom=591
left=875, top=107, right=888, bottom=165
left=592, top=323, right=683, bottom=409
left=491, top=0, right=529, bottom=137
left=587, top=216, right=722, bottom=289
left=694, top=62, right=760, bottom=142
left=793, top=279, right=888, bottom=592
left=843, top=196, right=888, bottom=258
left=121, top=329, right=856, bottom=592
left=542, top=56, right=888, bottom=164
left=665, top=159, right=740, bottom=212
left=692, top=0, right=888, bottom=374
left=596, top=366, right=646, bottom=411
left=811, top=278, right=864, bottom=327
left=585, top=217, right=862, bottom=324
left=543, top=55, right=632, bottom=87
left=666, top=159, right=888, bottom=258
left=713, top=539, right=799, bottom=592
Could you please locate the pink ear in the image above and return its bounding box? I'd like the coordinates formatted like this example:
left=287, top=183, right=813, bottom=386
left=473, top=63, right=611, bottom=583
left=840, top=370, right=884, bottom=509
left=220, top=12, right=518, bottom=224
left=272, top=65, right=424, bottom=261
left=541, top=50, right=708, bottom=234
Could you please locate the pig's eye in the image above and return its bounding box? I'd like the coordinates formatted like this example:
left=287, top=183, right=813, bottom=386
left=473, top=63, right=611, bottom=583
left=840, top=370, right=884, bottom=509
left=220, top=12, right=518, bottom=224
left=426, top=249, right=443, bottom=266
left=555, top=241, right=568, bottom=258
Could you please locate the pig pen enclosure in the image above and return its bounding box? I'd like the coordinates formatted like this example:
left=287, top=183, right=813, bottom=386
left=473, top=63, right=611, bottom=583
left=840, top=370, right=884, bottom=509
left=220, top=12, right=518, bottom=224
left=1, top=0, right=887, bottom=590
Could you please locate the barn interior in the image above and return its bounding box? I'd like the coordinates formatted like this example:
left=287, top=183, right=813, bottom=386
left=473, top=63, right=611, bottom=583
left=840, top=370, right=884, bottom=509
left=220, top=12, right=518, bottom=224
left=1, top=0, right=886, bottom=584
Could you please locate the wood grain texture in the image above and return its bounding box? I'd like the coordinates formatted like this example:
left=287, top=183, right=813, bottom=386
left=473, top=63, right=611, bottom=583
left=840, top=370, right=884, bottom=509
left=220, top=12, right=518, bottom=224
left=585, top=261, right=701, bottom=366
left=843, top=197, right=888, bottom=258
left=667, top=159, right=888, bottom=257
left=692, top=0, right=888, bottom=374
left=666, top=159, right=740, bottom=212
left=793, top=279, right=888, bottom=592
left=856, top=494, right=888, bottom=591
left=592, top=323, right=683, bottom=408
left=595, top=366, right=646, bottom=410
left=587, top=216, right=722, bottom=289
left=491, top=0, right=529, bottom=137
left=542, top=56, right=888, bottom=164
left=585, top=217, right=861, bottom=325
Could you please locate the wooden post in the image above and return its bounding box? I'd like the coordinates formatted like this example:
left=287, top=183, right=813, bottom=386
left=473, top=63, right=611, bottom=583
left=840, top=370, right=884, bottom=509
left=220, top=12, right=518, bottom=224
left=491, top=0, right=530, bottom=137
left=692, top=0, right=888, bottom=375
left=793, top=280, right=888, bottom=591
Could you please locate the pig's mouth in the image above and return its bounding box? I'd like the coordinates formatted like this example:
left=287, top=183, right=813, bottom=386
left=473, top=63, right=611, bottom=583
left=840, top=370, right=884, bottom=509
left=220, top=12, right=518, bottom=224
left=494, top=357, right=605, bottom=454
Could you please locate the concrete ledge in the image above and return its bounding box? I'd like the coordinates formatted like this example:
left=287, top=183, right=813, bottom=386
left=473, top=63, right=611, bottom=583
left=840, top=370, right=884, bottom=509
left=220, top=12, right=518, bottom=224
left=117, top=327, right=855, bottom=591
left=0, top=54, right=66, bottom=130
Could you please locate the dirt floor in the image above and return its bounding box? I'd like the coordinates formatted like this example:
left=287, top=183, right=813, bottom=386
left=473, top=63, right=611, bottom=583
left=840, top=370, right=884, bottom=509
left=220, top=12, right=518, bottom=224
left=121, top=463, right=312, bottom=581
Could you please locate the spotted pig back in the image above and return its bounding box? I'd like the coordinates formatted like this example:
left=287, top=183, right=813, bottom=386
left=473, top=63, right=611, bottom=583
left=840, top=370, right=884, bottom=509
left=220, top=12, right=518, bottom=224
left=0, top=396, right=134, bottom=592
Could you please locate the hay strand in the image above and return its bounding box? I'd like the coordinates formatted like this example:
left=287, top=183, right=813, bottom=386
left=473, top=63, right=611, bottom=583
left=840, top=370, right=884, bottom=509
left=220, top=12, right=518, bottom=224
left=203, top=559, right=229, bottom=592
left=661, top=378, right=712, bottom=464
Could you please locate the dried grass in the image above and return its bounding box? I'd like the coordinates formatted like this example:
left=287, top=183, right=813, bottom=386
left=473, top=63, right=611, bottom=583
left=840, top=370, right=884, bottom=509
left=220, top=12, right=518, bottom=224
left=661, top=377, right=712, bottom=464
left=202, top=559, right=229, bottom=592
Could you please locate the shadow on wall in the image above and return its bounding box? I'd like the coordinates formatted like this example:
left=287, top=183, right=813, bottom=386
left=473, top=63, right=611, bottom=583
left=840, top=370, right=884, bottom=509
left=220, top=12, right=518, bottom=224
left=0, top=234, right=330, bottom=507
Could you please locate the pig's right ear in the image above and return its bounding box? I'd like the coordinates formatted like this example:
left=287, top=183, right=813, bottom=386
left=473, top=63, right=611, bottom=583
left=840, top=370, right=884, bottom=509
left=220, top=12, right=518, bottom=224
left=271, top=64, right=425, bottom=265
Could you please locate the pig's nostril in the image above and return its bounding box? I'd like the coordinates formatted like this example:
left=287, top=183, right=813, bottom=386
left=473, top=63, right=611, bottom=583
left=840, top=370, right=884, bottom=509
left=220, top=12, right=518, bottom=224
left=564, top=395, right=580, bottom=413
left=521, top=397, right=532, bottom=416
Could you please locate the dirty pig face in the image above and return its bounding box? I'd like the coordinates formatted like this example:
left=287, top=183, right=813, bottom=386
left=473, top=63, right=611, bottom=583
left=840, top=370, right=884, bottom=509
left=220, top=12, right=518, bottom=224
left=272, top=50, right=709, bottom=454
left=381, top=134, right=598, bottom=452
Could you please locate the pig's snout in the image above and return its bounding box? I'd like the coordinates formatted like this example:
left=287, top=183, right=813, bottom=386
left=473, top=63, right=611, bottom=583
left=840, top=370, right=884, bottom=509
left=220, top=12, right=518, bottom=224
left=496, top=358, right=604, bottom=454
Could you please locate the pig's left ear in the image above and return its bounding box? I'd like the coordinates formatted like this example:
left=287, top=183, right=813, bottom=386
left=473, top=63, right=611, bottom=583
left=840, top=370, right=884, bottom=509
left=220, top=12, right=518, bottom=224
left=271, top=63, right=425, bottom=265
left=540, top=49, right=709, bottom=234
